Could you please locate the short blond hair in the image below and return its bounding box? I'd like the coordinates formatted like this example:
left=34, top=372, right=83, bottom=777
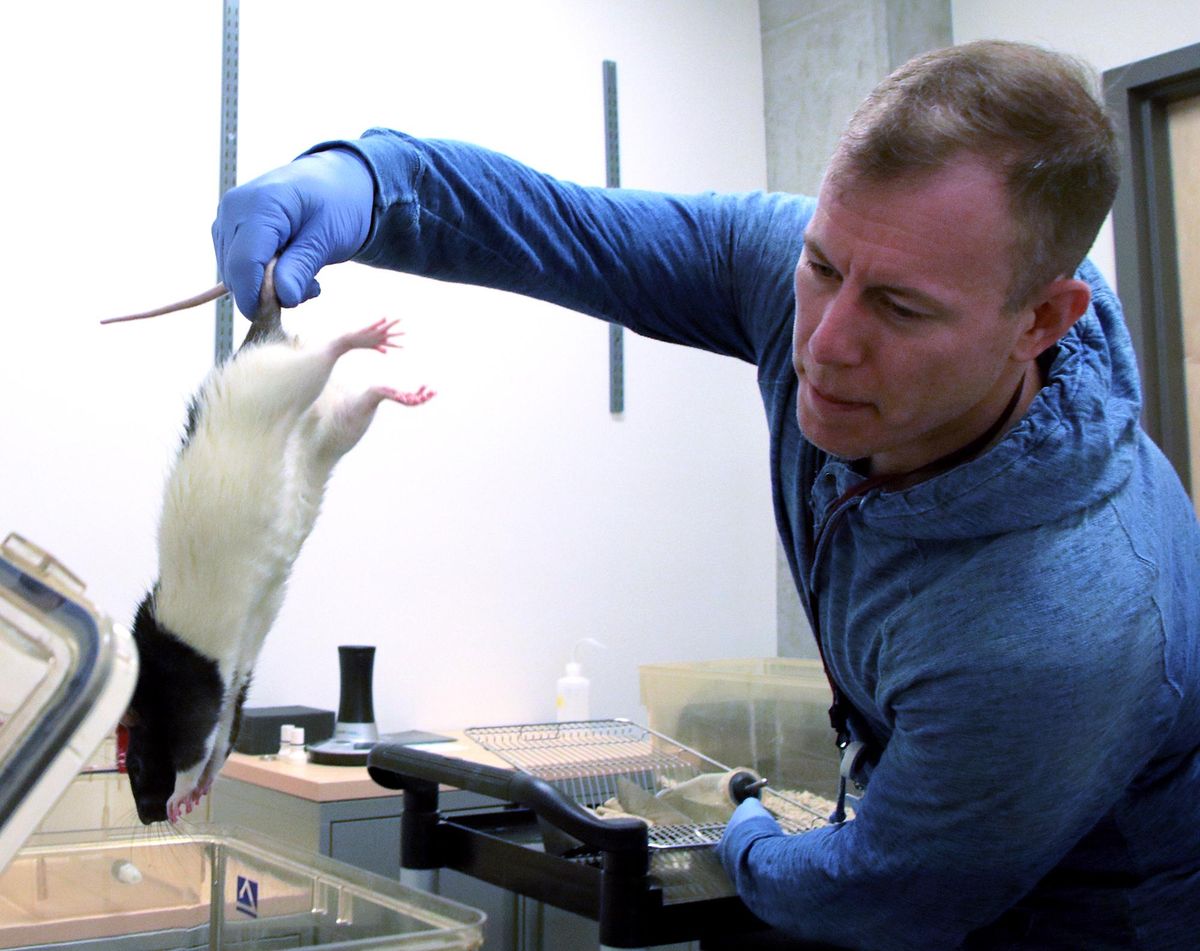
left=829, top=40, right=1118, bottom=311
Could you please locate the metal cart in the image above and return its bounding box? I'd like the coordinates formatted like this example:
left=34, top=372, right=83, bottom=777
left=367, top=719, right=831, bottom=949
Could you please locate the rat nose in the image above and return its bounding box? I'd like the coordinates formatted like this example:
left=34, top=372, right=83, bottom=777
left=136, top=796, right=168, bottom=825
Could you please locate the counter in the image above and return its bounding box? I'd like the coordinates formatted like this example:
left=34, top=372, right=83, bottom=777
left=219, top=735, right=510, bottom=802
left=210, top=736, right=505, bottom=881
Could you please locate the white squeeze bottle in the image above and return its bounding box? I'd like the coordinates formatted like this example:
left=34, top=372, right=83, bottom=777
left=556, top=638, right=606, bottom=722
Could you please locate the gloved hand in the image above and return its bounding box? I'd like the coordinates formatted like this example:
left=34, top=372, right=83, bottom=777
left=716, top=796, right=782, bottom=881
left=212, top=148, right=374, bottom=317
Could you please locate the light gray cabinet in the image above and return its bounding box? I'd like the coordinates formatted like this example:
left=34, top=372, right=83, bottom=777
left=210, top=773, right=404, bottom=878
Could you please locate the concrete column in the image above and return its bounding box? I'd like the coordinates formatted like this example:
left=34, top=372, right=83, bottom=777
left=759, top=0, right=951, bottom=657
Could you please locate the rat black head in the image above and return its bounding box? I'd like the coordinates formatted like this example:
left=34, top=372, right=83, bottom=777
left=124, top=592, right=224, bottom=824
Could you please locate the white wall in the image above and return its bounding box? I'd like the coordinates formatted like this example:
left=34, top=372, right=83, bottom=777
left=0, top=1, right=773, bottom=734
left=952, top=0, right=1200, bottom=289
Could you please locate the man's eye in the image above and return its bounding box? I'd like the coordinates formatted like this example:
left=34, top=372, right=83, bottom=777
left=805, top=260, right=838, bottom=280
left=882, top=297, right=923, bottom=320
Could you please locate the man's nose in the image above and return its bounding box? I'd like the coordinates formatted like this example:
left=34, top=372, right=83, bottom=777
left=805, top=289, right=865, bottom=367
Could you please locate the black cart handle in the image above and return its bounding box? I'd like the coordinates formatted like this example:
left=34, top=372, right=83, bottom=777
left=368, top=742, right=516, bottom=798
left=368, top=742, right=649, bottom=853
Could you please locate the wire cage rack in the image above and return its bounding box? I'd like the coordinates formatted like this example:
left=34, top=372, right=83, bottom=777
left=464, top=719, right=827, bottom=848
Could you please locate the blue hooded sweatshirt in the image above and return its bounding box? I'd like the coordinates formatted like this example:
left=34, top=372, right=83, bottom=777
left=328, top=130, right=1200, bottom=950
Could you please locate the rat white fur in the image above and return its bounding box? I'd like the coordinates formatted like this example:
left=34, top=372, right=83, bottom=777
left=144, top=319, right=432, bottom=823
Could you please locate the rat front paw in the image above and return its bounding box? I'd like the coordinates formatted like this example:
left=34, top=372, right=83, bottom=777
left=340, top=318, right=404, bottom=354
left=377, top=384, right=436, bottom=406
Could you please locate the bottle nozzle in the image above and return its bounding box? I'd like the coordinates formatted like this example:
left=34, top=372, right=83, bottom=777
left=571, top=637, right=607, bottom=665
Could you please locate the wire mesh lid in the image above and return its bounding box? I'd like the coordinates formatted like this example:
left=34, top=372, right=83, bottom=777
left=465, top=720, right=705, bottom=803
left=464, top=718, right=826, bottom=849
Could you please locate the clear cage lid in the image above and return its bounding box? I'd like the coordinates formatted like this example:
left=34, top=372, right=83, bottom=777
left=0, top=532, right=137, bottom=872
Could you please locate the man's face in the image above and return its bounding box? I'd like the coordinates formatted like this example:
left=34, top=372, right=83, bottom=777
left=793, top=156, right=1036, bottom=476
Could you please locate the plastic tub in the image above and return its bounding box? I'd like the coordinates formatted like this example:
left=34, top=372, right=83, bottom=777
left=639, top=658, right=841, bottom=799
left=0, top=533, right=485, bottom=949
left=0, top=825, right=483, bottom=950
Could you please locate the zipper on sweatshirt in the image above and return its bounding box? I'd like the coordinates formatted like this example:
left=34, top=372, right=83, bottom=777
left=808, top=487, right=879, bottom=823
left=808, top=485, right=879, bottom=749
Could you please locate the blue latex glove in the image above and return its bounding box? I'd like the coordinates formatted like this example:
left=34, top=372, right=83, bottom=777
left=212, top=148, right=374, bottom=317
left=716, top=796, right=783, bottom=884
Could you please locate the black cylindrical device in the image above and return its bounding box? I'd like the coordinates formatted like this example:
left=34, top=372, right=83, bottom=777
left=337, top=645, right=376, bottom=727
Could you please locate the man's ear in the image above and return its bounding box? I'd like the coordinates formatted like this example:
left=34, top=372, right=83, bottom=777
left=1014, top=278, right=1092, bottom=361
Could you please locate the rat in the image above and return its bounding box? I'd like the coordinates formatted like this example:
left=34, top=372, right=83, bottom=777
left=119, top=261, right=434, bottom=824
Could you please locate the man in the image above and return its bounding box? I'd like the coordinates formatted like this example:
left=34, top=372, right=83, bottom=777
left=213, top=40, right=1199, bottom=949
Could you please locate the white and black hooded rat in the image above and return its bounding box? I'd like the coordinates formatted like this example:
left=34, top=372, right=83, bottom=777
left=120, top=261, right=433, bottom=824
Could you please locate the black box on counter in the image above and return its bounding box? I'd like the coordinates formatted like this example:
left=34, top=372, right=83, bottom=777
left=234, top=705, right=335, bottom=755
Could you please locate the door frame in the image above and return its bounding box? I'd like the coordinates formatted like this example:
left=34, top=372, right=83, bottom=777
left=1106, top=42, right=1200, bottom=493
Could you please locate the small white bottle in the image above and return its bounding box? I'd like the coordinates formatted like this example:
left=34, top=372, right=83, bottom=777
left=556, top=661, right=590, bottom=722
left=275, top=723, right=296, bottom=759
left=555, top=638, right=606, bottom=722
left=287, top=727, right=308, bottom=763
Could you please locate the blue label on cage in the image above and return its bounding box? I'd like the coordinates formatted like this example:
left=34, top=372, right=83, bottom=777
left=236, top=875, right=259, bottom=918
